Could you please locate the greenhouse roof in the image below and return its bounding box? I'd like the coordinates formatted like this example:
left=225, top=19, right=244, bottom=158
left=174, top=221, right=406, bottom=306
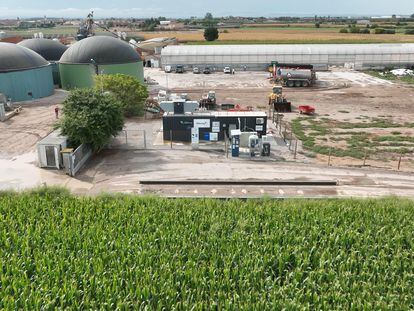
left=162, top=44, right=414, bottom=56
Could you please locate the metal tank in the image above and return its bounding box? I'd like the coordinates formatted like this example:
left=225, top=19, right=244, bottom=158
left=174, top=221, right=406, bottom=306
left=59, top=36, right=144, bottom=90
left=0, top=43, right=54, bottom=102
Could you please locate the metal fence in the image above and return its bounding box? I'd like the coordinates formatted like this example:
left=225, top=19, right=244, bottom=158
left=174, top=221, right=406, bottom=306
left=272, top=111, right=413, bottom=172
left=63, top=144, right=93, bottom=177
left=272, top=112, right=299, bottom=159
left=107, top=130, right=147, bottom=150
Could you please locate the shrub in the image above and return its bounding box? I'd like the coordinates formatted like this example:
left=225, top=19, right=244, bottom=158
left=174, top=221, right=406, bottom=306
left=360, top=28, right=370, bottom=34
left=384, top=29, right=396, bottom=34
left=95, top=74, right=148, bottom=117
left=405, top=29, right=414, bottom=35
left=375, top=28, right=396, bottom=34
left=349, top=27, right=360, bottom=33
left=57, top=89, right=124, bottom=151
left=339, top=28, right=348, bottom=33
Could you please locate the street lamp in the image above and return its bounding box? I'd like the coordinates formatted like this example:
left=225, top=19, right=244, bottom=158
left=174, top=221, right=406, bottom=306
left=90, top=58, right=98, bottom=75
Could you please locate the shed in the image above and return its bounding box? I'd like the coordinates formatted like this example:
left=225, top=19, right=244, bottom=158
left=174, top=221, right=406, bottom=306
left=37, top=130, right=68, bottom=169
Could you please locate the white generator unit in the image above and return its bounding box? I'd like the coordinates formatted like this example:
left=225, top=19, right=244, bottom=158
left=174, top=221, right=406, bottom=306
left=37, top=130, right=68, bottom=169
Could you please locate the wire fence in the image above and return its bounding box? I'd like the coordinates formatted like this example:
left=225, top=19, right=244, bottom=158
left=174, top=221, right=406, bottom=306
left=272, top=110, right=413, bottom=172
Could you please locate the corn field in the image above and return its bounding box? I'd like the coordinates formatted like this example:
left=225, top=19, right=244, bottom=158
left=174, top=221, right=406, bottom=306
left=1, top=190, right=414, bottom=309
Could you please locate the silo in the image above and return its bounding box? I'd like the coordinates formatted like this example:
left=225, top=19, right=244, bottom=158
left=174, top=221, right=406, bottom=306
left=0, top=42, right=54, bottom=102
left=18, top=38, right=68, bottom=86
left=59, top=36, right=144, bottom=90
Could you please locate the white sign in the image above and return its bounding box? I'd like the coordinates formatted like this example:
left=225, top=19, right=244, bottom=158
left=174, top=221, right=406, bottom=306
left=255, top=125, right=264, bottom=132
left=191, top=127, right=199, bottom=150
left=212, top=121, right=220, bottom=133
left=191, top=128, right=199, bottom=144
left=210, top=133, right=218, bottom=141
left=194, top=119, right=210, bottom=129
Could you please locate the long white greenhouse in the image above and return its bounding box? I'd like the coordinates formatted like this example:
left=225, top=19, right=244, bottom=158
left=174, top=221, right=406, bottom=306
left=161, top=44, right=414, bottom=71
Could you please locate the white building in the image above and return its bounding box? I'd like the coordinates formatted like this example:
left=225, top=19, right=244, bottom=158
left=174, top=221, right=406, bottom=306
left=161, top=44, right=414, bottom=71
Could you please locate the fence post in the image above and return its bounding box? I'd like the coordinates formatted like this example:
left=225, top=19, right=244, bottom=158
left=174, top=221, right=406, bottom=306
left=294, top=140, right=298, bottom=159
left=225, top=135, right=228, bottom=158
left=328, top=148, right=332, bottom=166
left=125, top=130, right=128, bottom=145
left=170, top=130, right=173, bottom=149
left=397, top=152, right=402, bottom=170
left=143, top=130, right=147, bottom=149
left=363, top=149, right=367, bottom=166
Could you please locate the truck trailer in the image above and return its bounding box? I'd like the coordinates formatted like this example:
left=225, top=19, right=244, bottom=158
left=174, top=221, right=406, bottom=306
left=269, top=62, right=317, bottom=87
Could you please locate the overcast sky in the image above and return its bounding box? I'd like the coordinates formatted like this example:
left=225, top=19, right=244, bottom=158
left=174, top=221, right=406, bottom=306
left=0, top=0, right=412, bottom=18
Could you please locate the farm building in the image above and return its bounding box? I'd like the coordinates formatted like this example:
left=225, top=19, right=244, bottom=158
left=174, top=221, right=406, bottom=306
left=59, top=36, right=144, bottom=90
left=18, top=38, right=68, bottom=86
left=161, top=44, right=414, bottom=71
left=0, top=42, right=54, bottom=102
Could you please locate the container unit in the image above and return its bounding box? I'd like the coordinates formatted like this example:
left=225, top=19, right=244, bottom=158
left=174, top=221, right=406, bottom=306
left=37, top=130, right=68, bottom=169
left=18, top=38, right=68, bottom=86
left=59, top=36, right=144, bottom=90
left=0, top=42, right=54, bottom=102
left=161, top=44, right=414, bottom=71
left=163, top=111, right=267, bottom=142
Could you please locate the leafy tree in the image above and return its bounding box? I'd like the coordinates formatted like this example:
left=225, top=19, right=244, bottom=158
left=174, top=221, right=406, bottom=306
left=315, top=22, right=320, bottom=28
left=57, top=89, right=124, bottom=151
left=349, top=26, right=360, bottom=33
left=204, top=27, right=219, bottom=41
left=95, top=74, right=149, bottom=117
left=205, top=12, right=213, bottom=20
left=411, top=13, right=414, bottom=18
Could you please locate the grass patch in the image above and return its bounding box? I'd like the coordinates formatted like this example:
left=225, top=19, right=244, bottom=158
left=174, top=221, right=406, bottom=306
left=292, top=117, right=414, bottom=160
left=367, top=71, right=414, bottom=85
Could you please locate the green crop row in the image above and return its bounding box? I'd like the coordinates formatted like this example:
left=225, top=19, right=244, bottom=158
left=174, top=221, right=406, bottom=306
left=1, top=189, right=414, bottom=309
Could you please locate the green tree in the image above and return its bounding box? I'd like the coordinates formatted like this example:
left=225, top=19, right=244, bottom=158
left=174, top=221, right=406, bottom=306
left=315, top=22, right=320, bottom=28
left=57, top=89, right=124, bottom=151
left=95, top=74, right=149, bottom=117
left=204, top=27, right=219, bottom=41
left=205, top=12, right=213, bottom=20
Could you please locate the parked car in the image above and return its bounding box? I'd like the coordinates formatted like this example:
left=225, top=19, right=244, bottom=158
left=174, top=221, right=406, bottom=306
left=203, top=67, right=212, bottom=74
left=164, top=65, right=172, bottom=73
left=193, top=67, right=200, bottom=74
left=224, top=66, right=231, bottom=74
left=175, top=65, right=185, bottom=73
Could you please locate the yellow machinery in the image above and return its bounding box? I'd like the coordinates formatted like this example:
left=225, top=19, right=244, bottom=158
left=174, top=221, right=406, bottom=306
left=268, top=85, right=292, bottom=112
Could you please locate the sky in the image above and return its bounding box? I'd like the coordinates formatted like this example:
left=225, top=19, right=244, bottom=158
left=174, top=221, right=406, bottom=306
left=0, top=0, right=412, bottom=18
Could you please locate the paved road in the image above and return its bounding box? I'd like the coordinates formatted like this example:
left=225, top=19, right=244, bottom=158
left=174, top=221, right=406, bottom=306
left=76, top=149, right=414, bottom=198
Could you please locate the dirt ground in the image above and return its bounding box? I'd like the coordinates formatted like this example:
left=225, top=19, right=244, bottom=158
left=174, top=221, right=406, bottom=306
left=0, top=90, right=68, bottom=158
left=2, top=68, right=414, bottom=196
left=147, top=68, right=414, bottom=170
